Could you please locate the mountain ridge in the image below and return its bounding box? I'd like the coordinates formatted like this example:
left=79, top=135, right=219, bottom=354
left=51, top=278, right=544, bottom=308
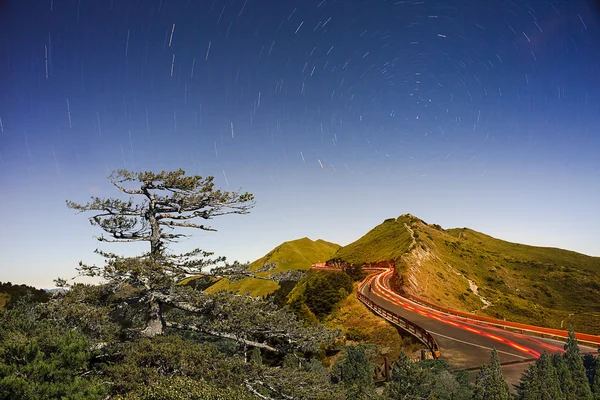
left=332, top=213, right=600, bottom=334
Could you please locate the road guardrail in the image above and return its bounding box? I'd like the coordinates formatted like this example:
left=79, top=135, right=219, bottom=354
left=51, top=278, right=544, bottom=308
left=356, top=289, right=441, bottom=358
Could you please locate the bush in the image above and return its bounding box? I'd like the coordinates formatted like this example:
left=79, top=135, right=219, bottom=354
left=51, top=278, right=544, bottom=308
left=346, top=327, right=369, bottom=342
left=304, top=272, right=353, bottom=319
left=121, top=376, right=250, bottom=400
left=0, top=304, right=106, bottom=400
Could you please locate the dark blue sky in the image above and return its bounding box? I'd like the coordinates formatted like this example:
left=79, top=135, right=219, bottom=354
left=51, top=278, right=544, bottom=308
left=1, top=0, right=599, bottom=287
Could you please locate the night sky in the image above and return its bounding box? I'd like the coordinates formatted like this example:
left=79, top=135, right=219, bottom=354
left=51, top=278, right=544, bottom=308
left=1, top=0, right=599, bottom=287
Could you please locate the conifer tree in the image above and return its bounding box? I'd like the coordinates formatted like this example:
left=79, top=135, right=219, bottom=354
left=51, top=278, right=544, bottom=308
left=584, top=354, right=598, bottom=387
left=592, top=356, right=600, bottom=400
left=334, top=345, right=376, bottom=400
left=564, top=329, right=593, bottom=400
left=517, top=363, right=541, bottom=400
left=537, top=352, right=565, bottom=399
left=473, top=349, right=511, bottom=400
left=518, top=353, right=564, bottom=400
left=383, top=350, right=433, bottom=399
left=552, top=352, right=576, bottom=400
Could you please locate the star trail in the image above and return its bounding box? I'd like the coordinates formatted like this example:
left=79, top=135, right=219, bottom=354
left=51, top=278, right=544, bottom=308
left=0, top=0, right=599, bottom=287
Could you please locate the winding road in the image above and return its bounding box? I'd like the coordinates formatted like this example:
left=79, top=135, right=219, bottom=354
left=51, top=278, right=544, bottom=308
left=313, top=264, right=600, bottom=372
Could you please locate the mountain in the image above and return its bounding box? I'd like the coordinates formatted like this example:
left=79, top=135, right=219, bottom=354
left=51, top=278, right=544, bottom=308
left=205, top=237, right=341, bottom=297
left=331, top=215, right=415, bottom=264
left=332, top=214, right=600, bottom=334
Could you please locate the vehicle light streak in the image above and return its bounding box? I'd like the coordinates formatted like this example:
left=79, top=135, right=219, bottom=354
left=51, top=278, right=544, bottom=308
left=345, top=267, right=566, bottom=357
left=320, top=267, right=600, bottom=349
left=364, top=268, right=542, bottom=358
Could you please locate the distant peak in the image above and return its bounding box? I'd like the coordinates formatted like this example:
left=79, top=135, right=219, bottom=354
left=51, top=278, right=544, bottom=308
left=283, top=237, right=312, bottom=244
left=397, top=213, right=421, bottom=221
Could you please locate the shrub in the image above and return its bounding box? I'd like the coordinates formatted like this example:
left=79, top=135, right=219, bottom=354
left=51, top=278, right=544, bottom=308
left=346, top=327, right=369, bottom=342
left=304, top=272, right=353, bottom=319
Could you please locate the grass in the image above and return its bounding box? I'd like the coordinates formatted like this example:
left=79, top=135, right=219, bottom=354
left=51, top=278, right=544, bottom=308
left=330, top=215, right=415, bottom=264
left=430, top=226, right=600, bottom=333
left=249, top=237, right=340, bottom=273
left=202, top=237, right=340, bottom=297
left=332, top=214, right=600, bottom=334
left=324, top=283, right=422, bottom=359
left=194, top=214, right=600, bottom=334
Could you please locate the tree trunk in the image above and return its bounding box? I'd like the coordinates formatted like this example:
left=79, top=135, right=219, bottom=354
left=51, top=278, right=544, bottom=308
left=141, top=296, right=163, bottom=337
left=148, top=210, right=162, bottom=258
left=142, top=185, right=162, bottom=258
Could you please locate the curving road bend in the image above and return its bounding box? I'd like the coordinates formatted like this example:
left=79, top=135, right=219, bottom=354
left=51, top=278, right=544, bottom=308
left=314, top=265, right=600, bottom=371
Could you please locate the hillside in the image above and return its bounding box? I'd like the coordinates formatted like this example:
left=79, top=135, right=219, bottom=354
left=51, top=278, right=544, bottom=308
left=332, top=214, right=600, bottom=334
left=205, top=237, right=340, bottom=297
left=331, top=214, right=415, bottom=264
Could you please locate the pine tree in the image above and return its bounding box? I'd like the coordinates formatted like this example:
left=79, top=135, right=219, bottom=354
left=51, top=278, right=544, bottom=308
left=383, top=350, right=433, bottom=399
left=537, top=352, right=565, bottom=399
left=592, top=356, right=600, bottom=400
left=474, top=349, right=511, bottom=400
left=564, top=329, right=593, bottom=400
left=334, top=345, right=376, bottom=400
left=517, top=363, right=541, bottom=400
left=518, top=353, right=564, bottom=400
left=552, top=352, right=575, bottom=400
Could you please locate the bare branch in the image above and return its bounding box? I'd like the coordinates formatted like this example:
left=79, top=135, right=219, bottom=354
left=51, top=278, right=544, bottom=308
left=165, top=321, right=279, bottom=353
left=244, top=381, right=276, bottom=400
left=109, top=174, right=144, bottom=195
left=159, top=220, right=216, bottom=230
left=96, top=236, right=150, bottom=243
left=154, top=292, right=207, bottom=313
left=156, top=211, right=209, bottom=221
left=160, top=234, right=188, bottom=242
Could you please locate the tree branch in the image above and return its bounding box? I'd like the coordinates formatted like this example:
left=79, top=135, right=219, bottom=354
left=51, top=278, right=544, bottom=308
left=156, top=211, right=209, bottom=221
left=165, top=321, right=279, bottom=353
left=244, top=381, right=277, bottom=400
left=154, top=292, right=207, bottom=313
left=161, top=233, right=188, bottom=241
left=110, top=180, right=144, bottom=195
left=159, top=220, right=216, bottom=230
left=96, top=236, right=150, bottom=243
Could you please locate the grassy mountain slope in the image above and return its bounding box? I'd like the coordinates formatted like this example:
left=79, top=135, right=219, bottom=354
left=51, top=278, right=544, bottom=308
left=248, top=238, right=340, bottom=273
left=332, top=214, right=600, bottom=334
left=205, top=238, right=340, bottom=297
left=331, top=215, right=414, bottom=264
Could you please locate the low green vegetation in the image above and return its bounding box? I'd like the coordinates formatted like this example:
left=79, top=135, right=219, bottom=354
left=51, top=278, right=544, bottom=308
left=0, top=303, right=107, bottom=399
left=285, top=271, right=353, bottom=322
left=0, top=282, right=49, bottom=309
